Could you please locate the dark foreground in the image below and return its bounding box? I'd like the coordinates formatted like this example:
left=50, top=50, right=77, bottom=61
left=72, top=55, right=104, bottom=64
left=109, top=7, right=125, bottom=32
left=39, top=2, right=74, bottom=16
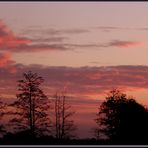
left=0, top=133, right=148, bottom=145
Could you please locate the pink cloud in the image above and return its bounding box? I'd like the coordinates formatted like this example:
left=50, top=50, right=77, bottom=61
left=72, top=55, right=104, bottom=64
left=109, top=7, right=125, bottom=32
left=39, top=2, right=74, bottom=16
left=0, top=20, right=68, bottom=52
left=0, top=52, right=11, bottom=67
left=0, top=52, right=16, bottom=73
left=108, top=40, right=144, bottom=48
left=1, top=65, right=148, bottom=99
left=0, top=20, right=31, bottom=48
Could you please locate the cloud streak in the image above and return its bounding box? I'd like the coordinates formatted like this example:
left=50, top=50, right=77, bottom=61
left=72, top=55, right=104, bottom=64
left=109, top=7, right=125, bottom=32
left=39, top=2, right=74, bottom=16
left=0, top=20, right=144, bottom=53
left=94, top=26, right=148, bottom=32
left=94, top=26, right=129, bottom=32
left=105, top=40, right=144, bottom=48
left=21, top=27, right=90, bottom=36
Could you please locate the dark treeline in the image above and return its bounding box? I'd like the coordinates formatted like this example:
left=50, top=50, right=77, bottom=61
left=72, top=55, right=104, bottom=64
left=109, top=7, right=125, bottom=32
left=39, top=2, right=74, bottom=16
left=0, top=71, right=148, bottom=145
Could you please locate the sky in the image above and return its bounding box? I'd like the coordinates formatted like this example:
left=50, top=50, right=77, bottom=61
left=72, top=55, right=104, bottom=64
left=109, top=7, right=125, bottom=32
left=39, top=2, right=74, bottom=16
left=1, top=2, right=148, bottom=138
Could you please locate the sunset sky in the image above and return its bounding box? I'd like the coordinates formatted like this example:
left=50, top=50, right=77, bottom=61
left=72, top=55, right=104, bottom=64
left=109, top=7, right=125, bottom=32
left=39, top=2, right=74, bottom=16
left=1, top=2, right=148, bottom=138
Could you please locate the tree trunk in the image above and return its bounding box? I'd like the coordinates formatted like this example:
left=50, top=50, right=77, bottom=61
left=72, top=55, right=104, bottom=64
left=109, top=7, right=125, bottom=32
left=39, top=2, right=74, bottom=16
left=55, top=93, right=59, bottom=139
left=32, top=96, right=35, bottom=137
left=61, top=94, right=65, bottom=139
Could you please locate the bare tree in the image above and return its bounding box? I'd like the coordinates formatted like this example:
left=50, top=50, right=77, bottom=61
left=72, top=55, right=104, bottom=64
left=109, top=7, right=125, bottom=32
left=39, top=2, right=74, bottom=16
left=53, top=91, right=76, bottom=140
left=10, top=71, right=51, bottom=137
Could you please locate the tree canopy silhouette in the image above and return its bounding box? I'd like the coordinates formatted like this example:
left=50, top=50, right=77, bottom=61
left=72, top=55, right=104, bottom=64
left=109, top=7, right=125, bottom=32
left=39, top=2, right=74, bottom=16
left=95, top=89, right=148, bottom=143
left=10, top=71, right=51, bottom=137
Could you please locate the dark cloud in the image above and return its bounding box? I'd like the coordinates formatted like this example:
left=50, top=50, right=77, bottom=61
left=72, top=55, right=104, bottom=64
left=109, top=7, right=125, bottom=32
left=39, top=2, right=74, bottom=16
left=94, top=26, right=148, bottom=32
left=21, top=28, right=90, bottom=36
left=63, top=43, right=99, bottom=48
left=96, top=26, right=123, bottom=30
left=1, top=65, right=148, bottom=100
left=134, top=27, right=148, bottom=31
left=61, top=29, right=90, bottom=34
left=7, top=43, right=69, bottom=52
left=30, top=36, right=68, bottom=43
left=94, top=26, right=130, bottom=32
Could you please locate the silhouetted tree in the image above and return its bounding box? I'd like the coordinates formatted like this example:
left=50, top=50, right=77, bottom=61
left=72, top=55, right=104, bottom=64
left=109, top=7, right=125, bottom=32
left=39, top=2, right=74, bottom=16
left=95, top=88, right=148, bottom=143
left=53, top=91, right=76, bottom=140
left=10, top=71, right=51, bottom=137
left=0, top=98, right=6, bottom=137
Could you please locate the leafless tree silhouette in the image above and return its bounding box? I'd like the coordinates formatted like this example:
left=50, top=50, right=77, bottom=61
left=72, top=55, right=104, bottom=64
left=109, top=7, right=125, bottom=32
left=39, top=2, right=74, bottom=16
left=53, top=91, right=76, bottom=139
